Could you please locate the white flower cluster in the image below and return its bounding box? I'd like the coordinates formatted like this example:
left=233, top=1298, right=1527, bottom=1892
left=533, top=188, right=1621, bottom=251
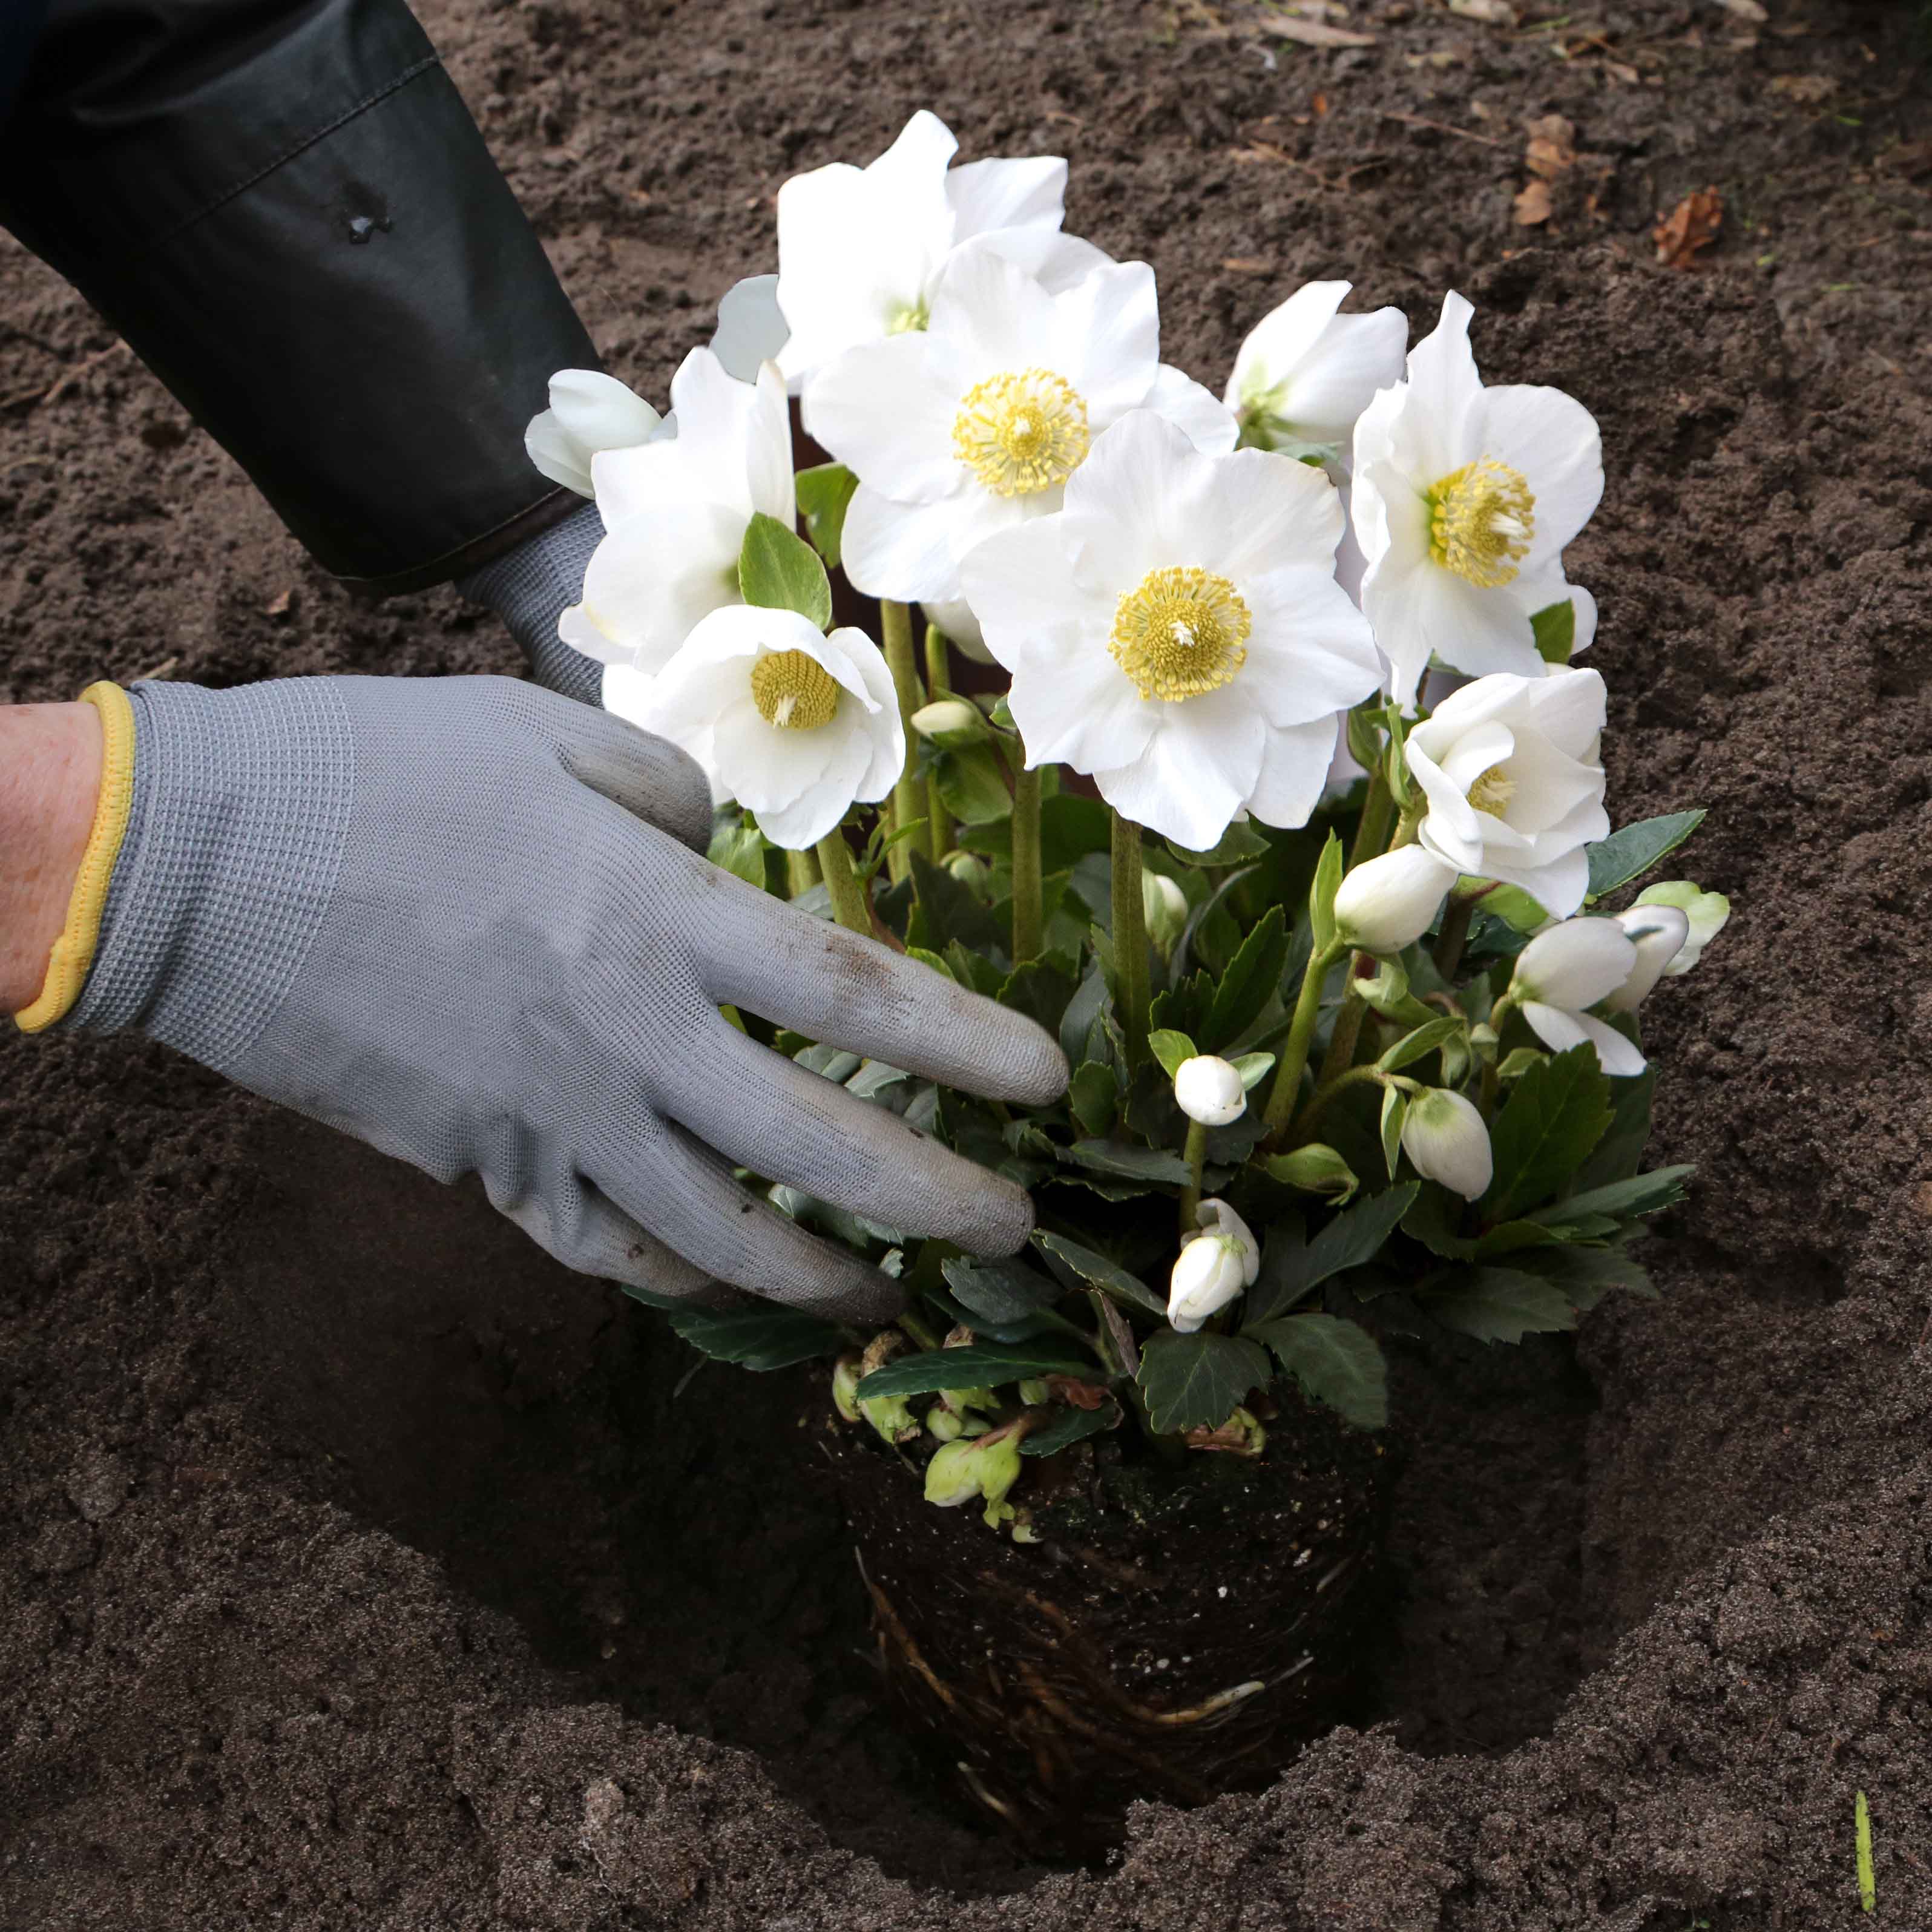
left=524, top=111, right=1612, bottom=862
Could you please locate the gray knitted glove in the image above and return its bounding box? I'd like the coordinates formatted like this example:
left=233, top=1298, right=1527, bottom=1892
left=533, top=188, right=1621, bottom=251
left=68, top=675, right=1067, bottom=1318
left=458, top=502, right=606, bottom=705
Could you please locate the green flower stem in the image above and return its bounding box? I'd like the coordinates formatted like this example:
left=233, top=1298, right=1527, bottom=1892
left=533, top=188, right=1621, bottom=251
left=1178, top=1117, right=1208, bottom=1233
left=1011, top=758, right=1043, bottom=965
left=898, top=1307, right=942, bottom=1351
left=815, top=832, right=872, bottom=937
left=1315, top=964, right=1370, bottom=1089
left=1348, top=760, right=1396, bottom=871
left=1432, top=890, right=1478, bottom=981
left=1261, top=938, right=1346, bottom=1140
left=880, top=600, right=930, bottom=879
left=784, top=846, right=821, bottom=900
left=1391, top=798, right=1424, bottom=850
left=1292, top=1062, right=1384, bottom=1140
left=1110, top=810, right=1152, bottom=1065
left=922, top=625, right=954, bottom=860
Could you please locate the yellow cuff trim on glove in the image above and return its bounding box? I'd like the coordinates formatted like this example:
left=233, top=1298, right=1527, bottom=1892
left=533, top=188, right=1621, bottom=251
left=14, top=682, right=137, bottom=1034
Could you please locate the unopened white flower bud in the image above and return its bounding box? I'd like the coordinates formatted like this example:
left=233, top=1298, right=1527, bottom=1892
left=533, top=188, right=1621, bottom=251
left=944, top=850, right=991, bottom=897
left=1399, top=1088, right=1493, bottom=1201
left=1168, top=1235, right=1250, bottom=1333
left=1174, top=1054, right=1247, bottom=1126
left=1193, top=1197, right=1261, bottom=1285
left=1601, top=903, right=1692, bottom=1014
left=1142, top=873, right=1189, bottom=961
left=910, top=698, right=986, bottom=749
left=1634, top=880, right=1729, bottom=976
left=1332, top=847, right=1457, bottom=953
left=1512, top=918, right=1636, bottom=1011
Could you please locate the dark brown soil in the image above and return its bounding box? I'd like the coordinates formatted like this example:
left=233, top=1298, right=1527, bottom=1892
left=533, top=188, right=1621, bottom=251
left=4, top=0, right=1930, bottom=1925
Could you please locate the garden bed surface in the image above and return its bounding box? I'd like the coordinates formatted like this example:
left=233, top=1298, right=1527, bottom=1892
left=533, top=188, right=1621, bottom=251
left=2, top=0, right=1930, bottom=1925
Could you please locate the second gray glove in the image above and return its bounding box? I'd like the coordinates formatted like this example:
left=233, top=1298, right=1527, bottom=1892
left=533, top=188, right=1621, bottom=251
left=67, top=674, right=1068, bottom=1318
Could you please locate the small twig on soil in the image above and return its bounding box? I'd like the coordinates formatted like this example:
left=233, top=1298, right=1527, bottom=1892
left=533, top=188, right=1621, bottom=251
left=0, top=340, right=130, bottom=412
left=1376, top=107, right=1508, bottom=149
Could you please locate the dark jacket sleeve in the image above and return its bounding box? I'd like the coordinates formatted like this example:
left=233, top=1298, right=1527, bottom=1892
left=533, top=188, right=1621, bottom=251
left=0, top=0, right=599, bottom=594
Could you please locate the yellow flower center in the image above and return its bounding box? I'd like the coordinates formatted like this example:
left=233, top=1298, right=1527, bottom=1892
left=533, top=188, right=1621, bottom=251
left=1108, top=567, right=1252, bottom=703
left=1427, top=457, right=1536, bottom=588
left=952, top=369, right=1091, bottom=498
left=887, top=298, right=929, bottom=335
left=751, top=649, right=841, bottom=731
left=1465, top=762, right=1516, bottom=816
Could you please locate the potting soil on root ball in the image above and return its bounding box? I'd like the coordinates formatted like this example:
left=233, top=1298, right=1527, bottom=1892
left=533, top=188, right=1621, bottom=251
left=4, top=0, right=1932, bottom=1926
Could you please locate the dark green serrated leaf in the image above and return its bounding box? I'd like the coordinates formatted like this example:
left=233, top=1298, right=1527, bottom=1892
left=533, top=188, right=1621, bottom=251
left=1530, top=598, right=1576, bottom=665
left=636, top=1298, right=846, bottom=1371
left=1062, top=1140, right=1195, bottom=1186
left=1201, top=904, right=1289, bottom=1051
left=1427, top=1268, right=1579, bottom=1344
left=1481, top=1045, right=1613, bottom=1223
left=1584, top=810, right=1706, bottom=900
left=998, top=959, right=1076, bottom=1040
left=941, top=1255, right=1065, bottom=1327
left=1150, top=970, right=1214, bottom=1043
left=934, top=744, right=1013, bottom=825
left=1032, top=1229, right=1166, bottom=1314
left=1070, top=1060, right=1118, bottom=1138
left=1245, top=1182, right=1421, bottom=1325
left=707, top=813, right=770, bottom=889
left=910, top=850, right=1007, bottom=954
left=1249, top=1313, right=1388, bottom=1429
left=1148, top=1028, right=1197, bottom=1080
left=1576, top=1065, right=1656, bottom=1188
left=1530, top=1165, right=1694, bottom=1223
left=1514, top=1240, right=1658, bottom=1308
left=857, top=1339, right=1096, bottom=1401
left=1138, top=1330, right=1272, bottom=1434
left=794, top=462, right=858, bottom=569
left=1402, top=1183, right=1476, bottom=1260
left=1021, top=1401, right=1122, bottom=1456
left=1378, top=1015, right=1464, bottom=1074
left=1059, top=965, right=1109, bottom=1066
left=738, top=511, right=833, bottom=628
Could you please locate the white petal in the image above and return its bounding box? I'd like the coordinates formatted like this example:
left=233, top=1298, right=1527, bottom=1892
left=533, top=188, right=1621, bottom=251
left=925, top=243, right=1066, bottom=382
left=1402, top=291, right=1486, bottom=462
left=1053, top=260, right=1162, bottom=421
left=1008, top=642, right=1157, bottom=775
left=1227, top=281, right=1350, bottom=408
left=957, top=514, right=1115, bottom=669
left=1521, top=665, right=1607, bottom=755
left=801, top=334, right=964, bottom=504
left=710, top=274, right=791, bottom=382
left=1094, top=718, right=1255, bottom=850
left=1479, top=383, right=1604, bottom=571
left=549, top=368, right=665, bottom=453
left=1482, top=842, right=1592, bottom=919
left=1362, top=550, right=1543, bottom=701
left=577, top=502, right=747, bottom=671
left=1172, top=444, right=1344, bottom=582
left=1272, top=307, right=1411, bottom=444
left=714, top=693, right=849, bottom=815
left=525, top=409, right=595, bottom=496
left=921, top=594, right=993, bottom=665
left=842, top=485, right=1012, bottom=603
left=1516, top=917, right=1634, bottom=1008
left=944, top=153, right=1067, bottom=239
left=1239, top=568, right=1382, bottom=726
left=1244, top=715, right=1342, bottom=830
left=1521, top=1002, right=1646, bottom=1077
left=1138, top=364, right=1240, bottom=453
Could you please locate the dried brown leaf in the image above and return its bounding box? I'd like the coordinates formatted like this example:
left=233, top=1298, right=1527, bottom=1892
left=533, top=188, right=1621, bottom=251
left=1653, top=187, right=1723, bottom=268
left=1448, top=0, right=1516, bottom=21
left=266, top=588, right=295, bottom=619
left=1718, top=0, right=1767, bottom=18
left=1513, top=180, right=1554, bottom=226
left=1523, top=113, right=1577, bottom=179
left=1258, top=13, right=1377, bottom=45
left=1221, top=256, right=1272, bottom=271
left=1770, top=72, right=1836, bottom=104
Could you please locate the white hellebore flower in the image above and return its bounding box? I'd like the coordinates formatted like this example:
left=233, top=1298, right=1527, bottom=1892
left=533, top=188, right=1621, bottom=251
left=1407, top=667, right=1609, bottom=919
left=1174, top=1054, right=1247, bottom=1127
left=1333, top=846, right=1459, bottom=954
left=1168, top=1198, right=1261, bottom=1333
left=1352, top=292, right=1604, bottom=707
left=709, top=274, right=791, bottom=383
left=1400, top=1088, right=1493, bottom=1201
left=556, top=349, right=793, bottom=676
left=525, top=369, right=669, bottom=498
left=804, top=245, right=1238, bottom=614
left=961, top=412, right=1381, bottom=849
left=773, top=108, right=1105, bottom=392
left=605, top=605, right=902, bottom=851
left=1510, top=918, right=1646, bottom=1077
left=1634, top=880, right=1730, bottom=976
left=1227, top=280, right=1408, bottom=465
left=1602, top=902, right=1692, bottom=1014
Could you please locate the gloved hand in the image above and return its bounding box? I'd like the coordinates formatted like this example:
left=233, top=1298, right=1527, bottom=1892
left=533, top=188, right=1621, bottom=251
left=65, top=675, right=1067, bottom=1318
left=459, top=502, right=609, bottom=705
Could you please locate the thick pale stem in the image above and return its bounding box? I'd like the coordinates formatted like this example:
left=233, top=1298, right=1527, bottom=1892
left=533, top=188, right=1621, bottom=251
left=785, top=846, right=821, bottom=899
left=922, top=626, right=954, bottom=861
left=815, top=832, right=871, bottom=936
left=1433, top=893, right=1476, bottom=981
left=1262, top=939, right=1344, bottom=1140
left=1178, top=1118, right=1208, bottom=1233
left=1293, top=1062, right=1385, bottom=1141
left=1110, top=810, right=1151, bottom=1066
left=880, top=600, right=929, bottom=878
left=1347, top=759, right=1395, bottom=872
left=1011, top=760, right=1043, bottom=965
left=1316, top=966, right=1370, bottom=1089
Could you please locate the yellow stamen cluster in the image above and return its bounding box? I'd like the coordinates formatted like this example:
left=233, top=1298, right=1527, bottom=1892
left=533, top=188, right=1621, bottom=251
left=952, top=369, right=1091, bottom=498
left=1108, top=567, right=1252, bottom=703
left=1465, top=763, right=1517, bottom=817
left=751, top=649, right=841, bottom=731
left=1427, top=456, right=1536, bottom=588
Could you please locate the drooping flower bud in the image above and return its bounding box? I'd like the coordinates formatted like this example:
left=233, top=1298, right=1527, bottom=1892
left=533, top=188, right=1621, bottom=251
left=924, top=1425, right=1026, bottom=1528
left=1142, top=872, right=1189, bottom=961
left=1168, top=1235, right=1250, bottom=1333
left=1174, top=1054, right=1247, bottom=1126
left=910, top=697, right=987, bottom=749
left=944, top=849, right=992, bottom=897
left=1634, top=880, right=1729, bottom=976
left=1399, top=1088, right=1493, bottom=1201
left=1511, top=918, right=1636, bottom=1011
left=1193, top=1198, right=1261, bottom=1284
left=1601, top=903, right=1692, bottom=1014
left=525, top=369, right=668, bottom=496
left=1332, top=847, right=1457, bottom=953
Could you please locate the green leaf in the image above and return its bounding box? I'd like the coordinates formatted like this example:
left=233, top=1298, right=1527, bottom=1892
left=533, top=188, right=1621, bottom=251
left=1402, top=1183, right=1475, bottom=1260
left=1577, top=1065, right=1656, bottom=1188
left=1062, top=1140, right=1195, bottom=1187
left=1514, top=1240, right=1658, bottom=1307
left=857, top=1339, right=1096, bottom=1401
left=998, top=959, right=1076, bottom=1039
left=1530, top=598, right=1576, bottom=665
left=1138, top=1330, right=1272, bottom=1434
left=1059, top=965, right=1109, bottom=1066
left=794, top=462, right=858, bottom=569
left=1482, top=1045, right=1613, bottom=1223
left=1244, top=1182, right=1420, bottom=1324
left=909, top=850, right=1006, bottom=954
left=1021, top=1401, right=1122, bottom=1456
left=737, top=511, right=833, bottom=628
left=1309, top=830, right=1344, bottom=956
left=941, top=1255, right=1065, bottom=1327
left=1377, top=1014, right=1464, bottom=1075
left=1249, top=1313, right=1388, bottom=1429
left=1148, top=1028, right=1197, bottom=1079
left=1200, top=904, right=1290, bottom=1051
left=1068, top=1060, right=1117, bottom=1138
left=642, top=1298, right=846, bottom=1371
left=961, top=794, right=1111, bottom=871
left=1167, top=823, right=1272, bottom=867
left=933, top=744, right=1014, bottom=825
left=1230, top=1051, right=1276, bottom=1091
left=1427, top=1268, right=1579, bottom=1344
left=1530, top=1165, right=1694, bottom=1223
left=707, top=813, right=770, bottom=889
left=1032, top=1229, right=1166, bottom=1315
left=1258, top=1143, right=1359, bottom=1202
left=1584, top=810, right=1707, bottom=901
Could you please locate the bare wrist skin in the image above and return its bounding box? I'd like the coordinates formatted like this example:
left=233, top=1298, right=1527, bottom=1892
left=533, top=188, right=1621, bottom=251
left=0, top=703, right=105, bottom=1014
